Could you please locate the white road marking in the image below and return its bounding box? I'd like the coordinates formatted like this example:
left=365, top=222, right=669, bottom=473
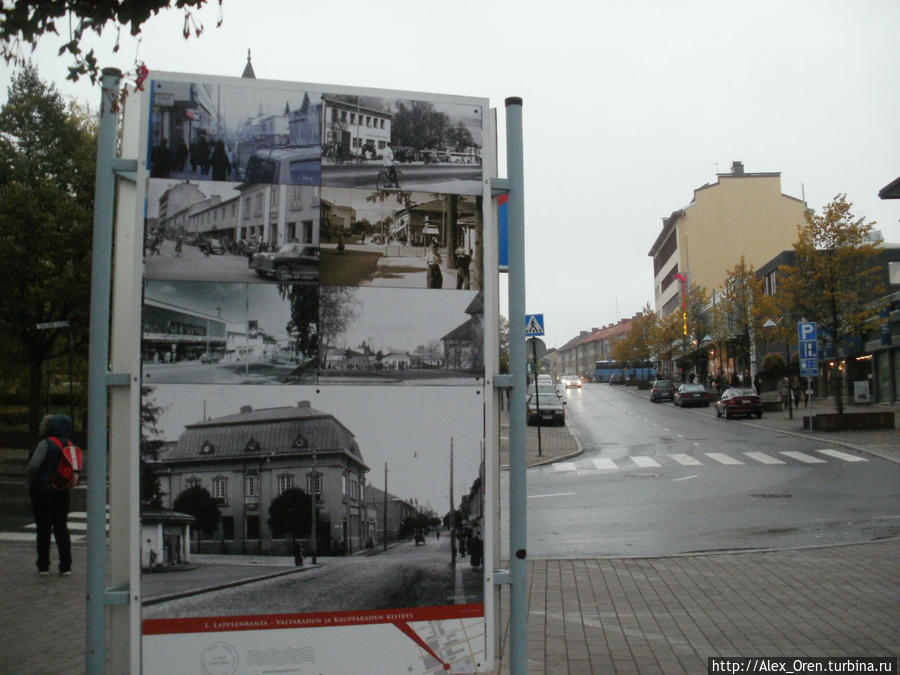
left=816, top=448, right=867, bottom=462
left=781, top=451, right=826, bottom=464
left=674, top=474, right=698, bottom=481
left=528, top=492, right=576, bottom=499
left=705, top=453, right=744, bottom=465
left=743, top=452, right=785, bottom=465
left=671, top=454, right=703, bottom=466
left=631, top=456, right=661, bottom=468
left=591, top=458, right=618, bottom=470
left=553, top=462, right=578, bottom=472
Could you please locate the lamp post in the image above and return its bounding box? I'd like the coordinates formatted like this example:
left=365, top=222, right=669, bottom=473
left=763, top=318, right=792, bottom=420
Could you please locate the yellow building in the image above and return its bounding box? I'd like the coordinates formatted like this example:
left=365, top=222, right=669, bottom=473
left=649, top=161, right=807, bottom=318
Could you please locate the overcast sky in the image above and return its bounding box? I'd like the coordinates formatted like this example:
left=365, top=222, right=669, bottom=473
left=2, top=0, right=898, bottom=346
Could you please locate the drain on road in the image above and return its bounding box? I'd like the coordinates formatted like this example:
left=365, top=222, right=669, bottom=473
left=750, top=493, right=792, bottom=499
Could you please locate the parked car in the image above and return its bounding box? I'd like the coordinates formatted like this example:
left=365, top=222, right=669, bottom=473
left=609, top=373, right=625, bottom=385
left=650, top=379, right=675, bottom=402
left=674, top=383, right=710, bottom=407
left=200, top=237, right=226, bottom=255
left=244, top=145, right=321, bottom=185
left=251, top=243, right=320, bottom=281
left=199, top=352, right=221, bottom=364
left=526, top=393, right=566, bottom=426
left=716, top=387, right=763, bottom=419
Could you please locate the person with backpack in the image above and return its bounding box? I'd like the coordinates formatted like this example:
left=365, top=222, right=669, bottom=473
left=26, top=414, right=81, bottom=576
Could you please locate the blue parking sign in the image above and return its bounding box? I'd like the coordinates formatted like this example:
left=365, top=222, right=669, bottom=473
left=798, top=321, right=817, bottom=342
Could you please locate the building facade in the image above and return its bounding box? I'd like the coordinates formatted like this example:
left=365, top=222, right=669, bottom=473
left=153, top=401, right=370, bottom=556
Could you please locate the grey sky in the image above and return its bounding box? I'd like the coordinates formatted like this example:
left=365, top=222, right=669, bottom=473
left=4, top=0, right=898, bottom=346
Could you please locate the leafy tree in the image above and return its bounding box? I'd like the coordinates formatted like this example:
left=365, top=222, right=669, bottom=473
left=713, top=257, right=776, bottom=380
left=267, top=488, right=313, bottom=544
left=612, top=304, right=655, bottom=363
left=173, top=485, right=220, bottom=540
left=648, top=309, right=681, bottom=375
left=777, top=195, right=885, bottom=414
left=317, top=286, right=360, bottom=369
left=0, top=64, right=96, bottom=437
left=1, top=1, right=220, bottom=84
left=140, top=384, right=168, bottom=507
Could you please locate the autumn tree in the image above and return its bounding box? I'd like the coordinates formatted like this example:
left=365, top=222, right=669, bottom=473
left=777, top=195, right=885, bottom=414
left=611, top=304, right=656, bottom=363
left=0, top=64, right=96, bottom=436
left=1, top=1, right=220, bottom=84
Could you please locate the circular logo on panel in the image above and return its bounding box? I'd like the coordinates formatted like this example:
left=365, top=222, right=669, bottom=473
left=201, top=641, right=239, bottom=675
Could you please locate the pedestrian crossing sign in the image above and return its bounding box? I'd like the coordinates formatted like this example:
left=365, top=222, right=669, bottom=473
left=525, top=314, right=545, bottom=336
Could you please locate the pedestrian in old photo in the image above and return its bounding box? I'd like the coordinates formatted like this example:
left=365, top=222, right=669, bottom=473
left=26, top=414, right=75, bottom=576
left=455, top=247, right=472, bottom=289
left=210, top=140, right=231, bottom=181
left=426, top=241, right=443, bottom=289
left=150, top=138, right=173, bottom=178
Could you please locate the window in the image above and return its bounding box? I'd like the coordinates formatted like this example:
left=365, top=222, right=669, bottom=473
left=378, top=140, right=386, bottom=149
left=764, top=271, right=778, bottom=296
left=307, top=471, right=321, bottom=496
left=293, top=433, right=307, bottom=449
left=278, top=472, right=294, bottom=494
left=186, top=476, right=201, bottom=488
left=213, top=475, right=228, bottom=504
left=303, top=220, right=313, bottom=243
left=350, top=113, right=356, bottom=124
left=889, top=261, right=900, bottom=285
left=245, top=437, right=261, bottom=453
left=245, top=472, right=259, bottom=498
left=342, top=474, right=347, bottom=496
left=200, top=441, right=215, bottom=455
left=243, top=197, right=251, bottom=220
left=341, top=110, right=346, bottom=122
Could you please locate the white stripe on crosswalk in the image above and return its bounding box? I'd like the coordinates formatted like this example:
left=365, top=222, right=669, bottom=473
left=816, top=448, right=867, bottom=462
left=670, top=454, right=703, bottom=466
left=705, top=453, right=744, bottom=465
left=780, top=451, right=826, bottom=464
left=553, top=462, right=578, bottom=472
left=743, top=452, right=785, bottom=465
left=631, top=456, right=661, bottom=468
left=591, top=458, right=618, bottom=470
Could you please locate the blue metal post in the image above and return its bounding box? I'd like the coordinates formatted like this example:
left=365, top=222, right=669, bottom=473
left=86, top=67, right=121, bottom=674
left=504, top=97, right=528, bottom=674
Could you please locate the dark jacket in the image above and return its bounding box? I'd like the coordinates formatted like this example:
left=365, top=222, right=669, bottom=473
left=26, top=414, right=74, bottom=489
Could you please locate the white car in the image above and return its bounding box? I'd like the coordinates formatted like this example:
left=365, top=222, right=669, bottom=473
left=562, top=376, right=582, bottom=389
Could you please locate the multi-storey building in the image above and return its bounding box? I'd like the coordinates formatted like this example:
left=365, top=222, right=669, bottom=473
left=321, top=96, right=392, bottom=160
left=555, top=318, right=637, bottom=379
left=237, top=184, right=319, bottom=247
left=648, top=161, right=807, bottom=319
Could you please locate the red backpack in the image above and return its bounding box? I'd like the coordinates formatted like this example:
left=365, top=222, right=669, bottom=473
left=47, top=436, right=84, bottom=490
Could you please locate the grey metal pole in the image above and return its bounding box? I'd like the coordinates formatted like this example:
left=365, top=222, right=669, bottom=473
left=85, top=67, right=121, bottom=674
left=505, top=96, right=528, bottom=674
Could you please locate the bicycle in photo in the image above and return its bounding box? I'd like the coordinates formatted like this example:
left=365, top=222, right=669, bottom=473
left=376, top=166, right=403, bottom=190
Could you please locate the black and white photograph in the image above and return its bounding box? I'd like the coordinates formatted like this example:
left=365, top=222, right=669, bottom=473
left=320, top=187, right=482, bottom=290
left=142, top=280, right=318, bottom=384
left=320, top=94, right=484, bottom=196
left=147, top=78, right=322, bottom=185
left=318, top=287, right=483, bottom=384
left=144, top=178, right=321, bottom=282
left=140, top=384, right=484, bottom=618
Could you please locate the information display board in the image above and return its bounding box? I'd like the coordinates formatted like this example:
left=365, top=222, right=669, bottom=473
left=130, top=72, right=494, bottom=673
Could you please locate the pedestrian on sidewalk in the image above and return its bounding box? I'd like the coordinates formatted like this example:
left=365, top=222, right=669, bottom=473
left=779, top=377, right=791, bottom=411
left=26, top=414, right=75, bottom=576
left=426, top=240, right=443, bottom=288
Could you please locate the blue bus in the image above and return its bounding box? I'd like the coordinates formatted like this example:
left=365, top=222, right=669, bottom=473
left=593, top=360, right=658, bottom=383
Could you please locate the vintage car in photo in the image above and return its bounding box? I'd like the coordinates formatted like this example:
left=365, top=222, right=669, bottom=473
left=244, top=146, right=321, bottom=186
left=250, top=243, right=320, bottom=281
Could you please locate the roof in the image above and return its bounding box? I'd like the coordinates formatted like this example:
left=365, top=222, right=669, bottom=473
left=878, top=176, right=900, bottom=199
left=161, top=402, right=364, bottom=464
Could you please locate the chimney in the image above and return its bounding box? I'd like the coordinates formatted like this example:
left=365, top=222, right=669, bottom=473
left=240, top=405, right=253, bottom=414
left=591, top=327, right=599, bottom=332
left=297, top=401, right=311, bottom=408
left=731, top=161, right=744, bottom=175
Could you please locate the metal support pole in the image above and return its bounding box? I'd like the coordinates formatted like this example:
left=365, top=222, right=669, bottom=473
left=85, top=67, right=121, bottom=674
left=504, top=96, right=528, bottom=675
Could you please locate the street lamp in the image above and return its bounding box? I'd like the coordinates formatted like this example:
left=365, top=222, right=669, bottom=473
left=763, top=318, right=792, bottom=420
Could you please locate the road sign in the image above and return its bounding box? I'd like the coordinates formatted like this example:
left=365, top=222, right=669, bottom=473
left=524, top=314, right=545, bottom=336
left=800, top=341, right=818, bottom=359
left=798, top=321, right=817, bottom=342
left=527, top=337, right=547, bottom=362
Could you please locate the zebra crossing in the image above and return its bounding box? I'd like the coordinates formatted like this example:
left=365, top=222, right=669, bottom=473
left=552, top=447, right=867, bottom=473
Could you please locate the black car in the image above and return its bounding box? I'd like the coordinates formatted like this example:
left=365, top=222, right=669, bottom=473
left=674, top=383, right=711, bottom=407
left=650, top=379, right=675, bottom=402
left=526, top=393, right=566, bottom=426
left=609, top=373, right=625, bottom=385
left=716, top=387, right=763, bottom=419
left=251, top=243, right=320, bottom=281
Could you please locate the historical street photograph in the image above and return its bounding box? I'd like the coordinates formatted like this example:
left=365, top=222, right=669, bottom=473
left=318, top=287, right=483, bottom=384
left=142, top=280, right=318, bottom=385
left=147, top=78, right=322, bottom=185
left=320, top=187, right=482, bottom=290
left=144, top=178, right=321, bottom=283
left=140, top=384, right=485, bottom=620
left=320, top=93, right=484, bottom=196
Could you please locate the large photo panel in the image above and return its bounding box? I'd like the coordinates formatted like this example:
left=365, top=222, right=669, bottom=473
left=140, top=383, right=485, bottom=670
left=144, top=178, right=321, bottom=284
left=142, top=280, right=318, bottom=385
left=320, top=93, right=484, bottom=196
left=320, top=187, right=482, bottom=290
